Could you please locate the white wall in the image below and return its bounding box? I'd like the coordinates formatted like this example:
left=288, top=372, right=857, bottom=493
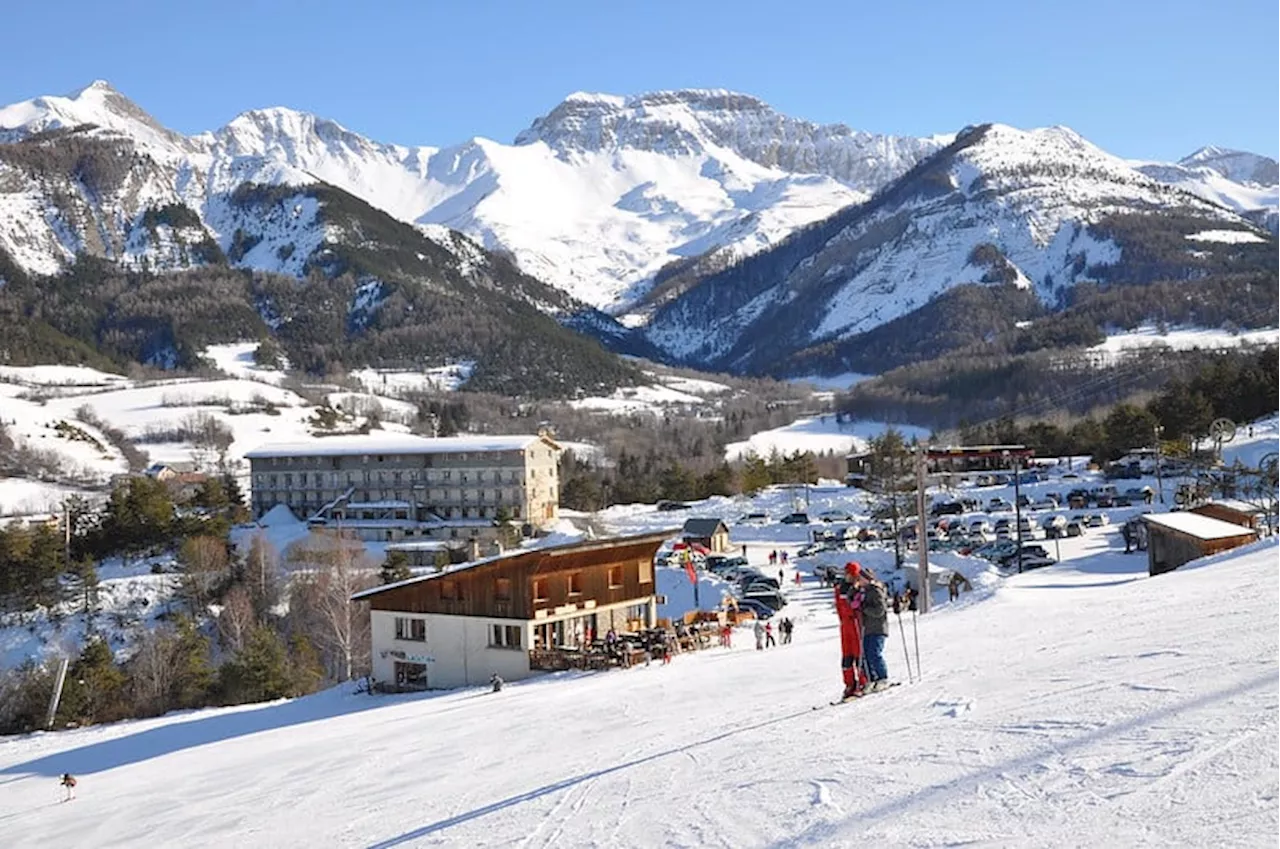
left=371, top=610, right=530, bottom=690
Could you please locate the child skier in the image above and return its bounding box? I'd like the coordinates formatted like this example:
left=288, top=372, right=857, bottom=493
left=60, top=773, right=77, bottom=801
left=835, top=562, right=867, bottom=699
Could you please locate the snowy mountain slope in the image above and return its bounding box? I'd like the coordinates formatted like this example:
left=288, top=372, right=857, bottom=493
left=1132, top=146, right=1279, bottom=233
left=0, top=83, right=942, bottom=312
left=1181, top=144, right=1279, bottom=186
left=0, top=528, right=1273, bottom=847
left=640, top=123, right=1270, bottom=373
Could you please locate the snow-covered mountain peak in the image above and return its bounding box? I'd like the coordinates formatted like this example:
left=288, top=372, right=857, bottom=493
left=516, top=89, right=949, bottom=195
left=0, top=78, right=189, bottom=153
left=1178, top=145, right=1278, bottom=187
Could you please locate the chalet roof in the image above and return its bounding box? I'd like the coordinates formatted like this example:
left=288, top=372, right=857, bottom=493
left=682, top=517, right=728, bottom=537
left=1142, top=512, right=1257, bottom=541
left=350, top=529, right=679, bottom=602
left=245, top=433, right=556, bottom=459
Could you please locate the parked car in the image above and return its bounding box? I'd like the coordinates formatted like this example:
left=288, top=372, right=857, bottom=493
left=1095, top=493, right=1115, bottom=508
left=707, top=555, right=747, bottom=575
left=1030, top=497, right=1059, bottom=511
left=1041, top=515, right=1067, bottom=537
left=988, top=497, right=1013, bottom=512
left=1014, top=553, right=1057, bottom=571
left=856, top=526, right=880, bottom=542
left=780, top=512, right=811, bottom=525
left=735, top=512, right=770, bottom=525
left=740, top=573, right=780, bottom=591
left=741, top=590, right=787, bottom=611
left=656, top=500, right=691, bottom=512
left=1065, top=520, right=1085, bottom=537
left=817, top=509, right=853, bottom=523
left=733, top=598, right=774, bottom=619
left=930, top=501, right=965, bottom=517
left=1086, top=513, right=1110, bottom=528
left=969, top=519, right=993, bottom=535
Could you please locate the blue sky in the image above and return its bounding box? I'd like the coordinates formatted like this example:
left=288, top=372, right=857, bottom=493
left=3, top=0, right=1276, bottom=161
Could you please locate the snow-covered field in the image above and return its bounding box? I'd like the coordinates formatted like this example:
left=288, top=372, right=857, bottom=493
left=1, top=522, right=1273, bottom=847
left=724, top=416, right=931, bottom=462
left=201, top=343, right=289, bottom=386
left=568, top=371, right=731, bottom=415
left=0, top=362, right=466, bottom=516
left=348, top=364, right=476, bottom=397
left=1185, top=228, right=1269, bottom=244
left=1087, top=324, right=1279, bottom=361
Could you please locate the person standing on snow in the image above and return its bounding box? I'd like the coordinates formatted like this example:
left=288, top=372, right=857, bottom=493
left=851, top=566, right=891, bottom=689
left=765, top=620, right=776, bottom=648
left=753, top=618, right=766, bottom=650
left=835, top=562, right=867, bottom=699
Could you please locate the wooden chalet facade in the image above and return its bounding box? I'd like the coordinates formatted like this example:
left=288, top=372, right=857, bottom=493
left=352, top=530, right=675, bottom=690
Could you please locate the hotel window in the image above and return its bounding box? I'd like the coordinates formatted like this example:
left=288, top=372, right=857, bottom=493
left=441, top=580, right=461, bottom=601
left=607, top=566, right=623, bottom=588
left=490, top=625, right=522, bottom=649
left=533, top=579, right=548, bottom=602
left=567, top=572, right=583, bottom=595
left=394, top=617, right=426, bottom=642
left=495, top=578, right=512, bottom=601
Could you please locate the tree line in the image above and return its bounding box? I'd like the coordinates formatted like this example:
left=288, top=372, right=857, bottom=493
left=0, top=473, right=378, bottom=735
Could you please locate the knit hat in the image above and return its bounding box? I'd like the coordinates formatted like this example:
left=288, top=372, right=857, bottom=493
left=844, top=562, right=861, bottom=578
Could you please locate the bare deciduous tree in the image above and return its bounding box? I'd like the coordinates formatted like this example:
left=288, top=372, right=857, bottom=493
left=178, top=535, right=228, bottom=614
left=217, top=584, right=257, bottom=654
left=288, top=530, right=375, bottom=682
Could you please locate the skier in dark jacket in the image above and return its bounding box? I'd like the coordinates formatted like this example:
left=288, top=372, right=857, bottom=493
left=489, top=673, right=504, bottom=693
left=851, top=566, right=891, bottom=689
left=835, top=562, right=867, bottom=699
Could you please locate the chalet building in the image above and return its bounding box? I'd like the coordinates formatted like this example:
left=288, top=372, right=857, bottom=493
left=351, top=530, right=673, bottom=690
left=1188, top=500, right=1267, bottom=531
left=1142, top=512, right=1258, bottom=576
left=244, top=433, right=560, bottom=542
left=681, top=518, right=731, bottom=553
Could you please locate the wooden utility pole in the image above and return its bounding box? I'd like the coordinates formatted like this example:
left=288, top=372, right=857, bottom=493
left=1154, top=425, right=1165, bottom=505
left=915, top=447, right=929, bottom=614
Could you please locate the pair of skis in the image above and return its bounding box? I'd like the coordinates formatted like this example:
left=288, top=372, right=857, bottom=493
left=819, top=681, right=902, bottom=708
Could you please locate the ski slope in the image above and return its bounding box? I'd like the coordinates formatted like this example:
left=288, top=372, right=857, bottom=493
left=1, top=530, right=1274, bottom=847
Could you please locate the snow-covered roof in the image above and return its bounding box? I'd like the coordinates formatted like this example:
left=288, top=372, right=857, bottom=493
left=244, top=433, right=550, bottom=459
left=1142, top=512, right=1257, bottom=541
left=1197, top=499, right=1267, bottom=517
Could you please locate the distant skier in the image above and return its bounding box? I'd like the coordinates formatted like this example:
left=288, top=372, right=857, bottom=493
left=754, top=619, right=766, bottom=650
left=835, top=563, right=867, bottom=699
left=765, top=620, right=776, bottom=648
left=60, top=773, right=77, bottom=802
left=489, top=673, right=504, bottom=693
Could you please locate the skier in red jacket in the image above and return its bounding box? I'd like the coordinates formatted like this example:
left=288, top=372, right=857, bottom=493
left=835, top=562, right=867, bottom=699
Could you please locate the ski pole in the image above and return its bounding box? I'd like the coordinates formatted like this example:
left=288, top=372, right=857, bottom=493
left=893, top=594, right=913, bottom=683
left=911, top=608, right=921, bottom=679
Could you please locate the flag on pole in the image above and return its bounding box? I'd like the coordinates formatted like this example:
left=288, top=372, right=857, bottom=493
left=683, top=549, right=698, bottom=586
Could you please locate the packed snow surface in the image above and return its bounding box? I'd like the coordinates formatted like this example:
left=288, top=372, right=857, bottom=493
left=0, top=530, right=1274, bottom=847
